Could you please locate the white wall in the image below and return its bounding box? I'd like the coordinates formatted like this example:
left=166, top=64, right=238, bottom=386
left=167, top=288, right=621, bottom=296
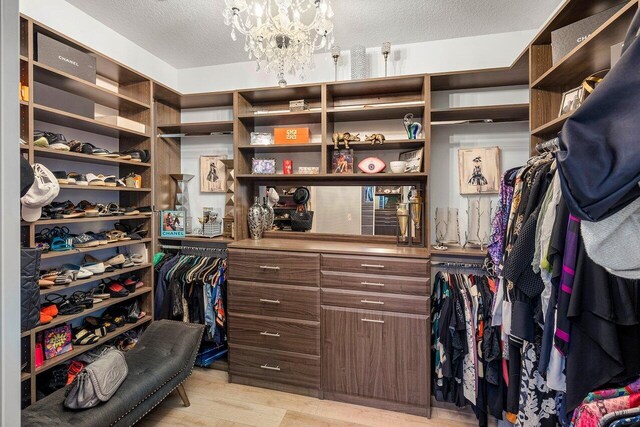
left=20, top=0, right=178, bottom=88
left=177, top=29, right=536, bottom=93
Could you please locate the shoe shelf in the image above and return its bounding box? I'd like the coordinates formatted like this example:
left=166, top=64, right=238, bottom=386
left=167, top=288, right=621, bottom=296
left=33, top=146, right=152, bottom=167
left=40, top=263, right=152, bottom=296
left=35, top=316, right=152, bottom=375
left=33, top=104, right=149, bottom=139
left=28, top=214, right=151, bottom=226
left=40, top=238, right=152, bottom=259
left=33, top=61, right=151, bottom=110
left=58, top=184, right=152, bottom=192
left=23, top=287, right=152, bottom=339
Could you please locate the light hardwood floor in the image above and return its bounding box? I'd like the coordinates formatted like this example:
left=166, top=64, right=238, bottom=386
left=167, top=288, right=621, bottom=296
left=137, top=368, right=478, bottom=427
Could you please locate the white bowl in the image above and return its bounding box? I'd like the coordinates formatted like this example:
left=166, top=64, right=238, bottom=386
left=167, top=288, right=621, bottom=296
left=390, top=161, right=407, bottom=173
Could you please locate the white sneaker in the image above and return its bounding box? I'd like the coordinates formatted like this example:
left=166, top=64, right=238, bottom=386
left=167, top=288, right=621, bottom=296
left=86, top=173, right=105, bottom=186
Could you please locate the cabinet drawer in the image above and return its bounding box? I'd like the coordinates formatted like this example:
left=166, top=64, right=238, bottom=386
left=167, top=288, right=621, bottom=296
left=229, top=249, right=320, bottom=286
left=230, top=344, right=320, bottom=390
left=229, top=313, right=320, bottom=356
left=321, top=254, right=428, bottom=277
left=321, top=289, right=429, bottom=315
left=321, top=271, right=429, bottom=295
left=228, top=280, right=319, bottom=321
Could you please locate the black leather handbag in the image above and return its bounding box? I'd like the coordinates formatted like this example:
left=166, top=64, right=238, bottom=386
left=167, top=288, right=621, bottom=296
left=291, top=205, right=314, bottom=232
left=557, top=9, right=640, bottom=221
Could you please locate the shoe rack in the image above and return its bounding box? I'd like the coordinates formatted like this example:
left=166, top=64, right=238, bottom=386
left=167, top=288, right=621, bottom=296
left=19, top=15, right=155, bottom=406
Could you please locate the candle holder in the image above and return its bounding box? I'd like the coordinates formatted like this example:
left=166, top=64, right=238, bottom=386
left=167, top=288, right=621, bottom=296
left=331, top=45, right=341, bottom=81
left=381, top=42, right=391, bottom=77
left=396, top=194, right=425, bottom=247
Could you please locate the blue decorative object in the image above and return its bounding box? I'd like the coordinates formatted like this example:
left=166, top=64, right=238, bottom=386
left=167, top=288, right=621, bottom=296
left=403, top=113, right=423, bottom=139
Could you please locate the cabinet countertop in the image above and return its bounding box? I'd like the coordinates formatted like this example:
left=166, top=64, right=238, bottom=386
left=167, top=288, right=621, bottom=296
left=229, top=238, right=430, bottom=259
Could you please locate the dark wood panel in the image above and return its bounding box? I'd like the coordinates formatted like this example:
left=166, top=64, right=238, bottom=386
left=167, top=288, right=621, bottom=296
left=321, top=271, right=429, bottom=295
left=228, top=249, right=320, bottom=286
left=321, top=253, right=429, bottom=277
left=321, top=289, right=429, bottom=315
left=229, top=313, right=320, bottom=355
left=322, top=306, right=429, bottom=408
left=229, top=343, right=321, bottom=390
left=228, top=280, right=320, bottom=321
left=323, top=391, right=429, bottom=417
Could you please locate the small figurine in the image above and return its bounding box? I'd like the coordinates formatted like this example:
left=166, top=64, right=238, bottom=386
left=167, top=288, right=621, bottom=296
left=403, top=113, right=423, bottom=139
left=332, top=132, right=361, bottom=149
left=365, top=133, right=386, bottom=145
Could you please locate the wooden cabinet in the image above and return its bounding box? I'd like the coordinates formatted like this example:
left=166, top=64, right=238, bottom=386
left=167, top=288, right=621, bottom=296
left=227, top=242, right=430, bottom=416
left=321, top=306, right=430, bottom=415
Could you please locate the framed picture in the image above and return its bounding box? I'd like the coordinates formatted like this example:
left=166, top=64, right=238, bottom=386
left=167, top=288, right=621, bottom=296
left=332, top=149, right=354, bottom=174
left=458, top=147, right=500, bottom=194
left=160, top=210, right=186, bottom=237
left=200, top=155, right=227, bottom=193
left=559, top=86, right=584, bottom=116
left=399, top=148, right=424, bottom=173
left=251, top=158, right=276, bottom=174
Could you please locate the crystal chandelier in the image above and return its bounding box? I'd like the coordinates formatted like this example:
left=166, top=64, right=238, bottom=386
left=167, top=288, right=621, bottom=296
left=223, top=0, right=335, bottom=87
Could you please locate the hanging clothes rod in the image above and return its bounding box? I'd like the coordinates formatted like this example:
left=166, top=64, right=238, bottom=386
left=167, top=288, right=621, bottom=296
left=536, top=137, right=560, bottom=154
left=160, top=244, right=228, bottom=253
left=431, top=261, right=485, bottom=269
left=157, top=132, right=233, bottom=138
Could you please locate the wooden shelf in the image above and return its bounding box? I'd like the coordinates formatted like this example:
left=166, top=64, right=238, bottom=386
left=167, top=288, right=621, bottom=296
left=327, top=75, right=425, bottom=98
left=236, top=172, right=428, bottom=183
left=40, top=263, right=152, bottom=296
left=153, top=82, right=233, bottom=109
left=157, top=121, right=234, bottom=135
left=531, top=1, right=637, bottom=88
left=33, top=146, right=152, bottom=167
left=34, top=316, right=152, bottom=375
left=158, top=236, right=234, bottom=244
left=33, top=104, right=149, bottom=139
left=430, top=246, right=486, bottom=257
left=21, top=372, right=30, bottom=382
left=326, top=139, right=426, bottom=151
left=58, top=184, right=151, bottom=192
left=238, top=143, right=322, bottom=152
left=431, top=103, right=529, bottom=122
left=20, top=54, right=28, bottom=62
left=41, top=238, right=152, bottom=259
left=239, top=83, right=322, bottom=104
left=25, top=287, right=151, bottom=338
left=327, top=103, right=425, bottom=122
left=29, top=214, right=151, bottom=226
left=430, top=59, right=529, bottom=91
left=20, top=100, right=29, bottom=107
left=531, top=111, right=572, bottom=136
left=238, top=110, right=321, bottom=126
left=33, top=61, right=151, bottom=110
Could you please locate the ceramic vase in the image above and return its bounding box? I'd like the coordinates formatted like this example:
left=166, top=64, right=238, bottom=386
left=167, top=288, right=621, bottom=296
left=248, top=197, right=264, bottom=240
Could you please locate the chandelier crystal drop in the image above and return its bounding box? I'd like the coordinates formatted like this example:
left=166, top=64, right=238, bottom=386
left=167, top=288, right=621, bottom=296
left=223, top=0, right=335, bottom=87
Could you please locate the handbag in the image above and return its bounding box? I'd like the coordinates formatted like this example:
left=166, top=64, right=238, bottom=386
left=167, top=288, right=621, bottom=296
left=64, top=349, right=128, bottom=409
left=557, top=9, right=640, bottom=221
left=291, top=205, right=314, bottom=232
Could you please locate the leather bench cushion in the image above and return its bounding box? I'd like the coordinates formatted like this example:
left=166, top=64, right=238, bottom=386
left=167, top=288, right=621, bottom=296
left=22, top=320, right=204, bottom=427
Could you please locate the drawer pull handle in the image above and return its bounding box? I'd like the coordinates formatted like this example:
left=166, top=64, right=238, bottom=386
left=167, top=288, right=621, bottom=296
left=361, top=299, right=384, bottom=305
left=259, top=298, right=281, bottom=304
left=361, top=318, right=385, bottom=324
left=361, top=281, right=385, bottom=287
left=260, top=265, right=280, bottom=270
left=360, top=263, right=385, bottom=268
left=260, top=331, right=281, bottom=337
left=260, top=364, right=281, bottom=371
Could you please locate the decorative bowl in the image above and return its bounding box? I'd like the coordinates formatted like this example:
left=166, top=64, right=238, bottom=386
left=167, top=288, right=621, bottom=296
left=390, top=161, right=407, bottom=173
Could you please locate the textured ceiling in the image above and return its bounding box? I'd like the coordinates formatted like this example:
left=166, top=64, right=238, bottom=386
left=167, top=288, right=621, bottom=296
left=65, top=0, right=561, bottom=69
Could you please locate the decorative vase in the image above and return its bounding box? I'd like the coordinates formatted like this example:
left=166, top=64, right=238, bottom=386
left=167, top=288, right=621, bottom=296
left=396, top=203, right=410, bottom=243
left=403, top=113, right=423, bottom=139
left=262, top=197, right=274, bottom=233
left=170, top=174, right=194, bottom=233
left=351, top=45, right=367, bottom=80
left=248, top=197, right=264, bottom=240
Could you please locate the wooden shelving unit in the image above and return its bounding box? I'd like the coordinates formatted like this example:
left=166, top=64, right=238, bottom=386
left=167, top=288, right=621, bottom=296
left=431, top=103, right=529, bottom=122
left=529, top=0, right=638, bottom=152
left=20, top=15, right=155, bottom=405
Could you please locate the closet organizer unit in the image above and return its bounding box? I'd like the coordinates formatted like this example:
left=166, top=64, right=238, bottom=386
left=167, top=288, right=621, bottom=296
left=20, top=15, right=154, bottom=405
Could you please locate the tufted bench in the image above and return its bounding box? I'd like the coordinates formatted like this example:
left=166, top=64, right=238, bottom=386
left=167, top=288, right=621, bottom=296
left=22, top=320, right=205, bottom=427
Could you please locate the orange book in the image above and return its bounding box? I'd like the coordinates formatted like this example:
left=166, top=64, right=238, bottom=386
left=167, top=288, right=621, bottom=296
left=274, top=127, right=310, bottom=144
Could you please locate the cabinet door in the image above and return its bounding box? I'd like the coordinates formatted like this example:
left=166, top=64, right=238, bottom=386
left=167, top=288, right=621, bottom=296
left=322, top=306, right=429, bottom=407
